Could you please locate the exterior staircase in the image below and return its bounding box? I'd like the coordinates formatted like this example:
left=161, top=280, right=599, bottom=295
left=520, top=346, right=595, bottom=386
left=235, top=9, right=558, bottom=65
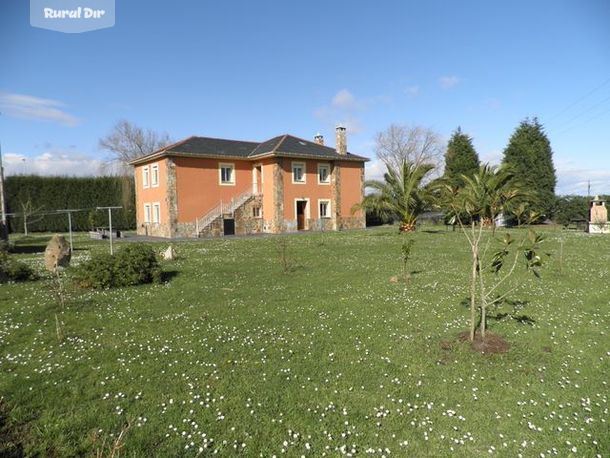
left=195, top=190, right=258, bottom=237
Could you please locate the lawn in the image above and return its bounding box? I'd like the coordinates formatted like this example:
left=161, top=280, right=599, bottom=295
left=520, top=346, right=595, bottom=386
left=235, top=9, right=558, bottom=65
left=1, top=227, right=608, bottom=457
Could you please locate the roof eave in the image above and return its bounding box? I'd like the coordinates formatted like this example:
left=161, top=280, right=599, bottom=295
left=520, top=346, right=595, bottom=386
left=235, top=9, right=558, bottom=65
left=250, top=151, right=369, bottom=162
left=128, top=150, right=168, bottom=166
left=128, top=148, right=370, bottom=165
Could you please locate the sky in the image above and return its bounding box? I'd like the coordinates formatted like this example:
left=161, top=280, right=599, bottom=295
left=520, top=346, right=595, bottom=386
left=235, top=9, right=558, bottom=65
left=1, top=0, right=609, bottom=195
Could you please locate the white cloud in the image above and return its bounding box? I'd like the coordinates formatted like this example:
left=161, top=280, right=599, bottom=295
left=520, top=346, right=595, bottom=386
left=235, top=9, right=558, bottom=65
left=0, top=92, right=80, bottom=126
left=3, top=150, right=103, bottom=176
left=555, top=160, right=610, bottom=195
left=316, top=89, right=388, bottom=135
left=332, top=89, right=359, bottom=110
left=479, top=149, right=503, bottom=166
left=438, top=75, right=460, bottom=90
left=405, top=85, right=420, bottom=98
left=364, top=158, right=386, bottom=182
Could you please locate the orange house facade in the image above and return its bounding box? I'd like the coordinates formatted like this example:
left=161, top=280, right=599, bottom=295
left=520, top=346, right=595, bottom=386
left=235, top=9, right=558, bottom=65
left=129, top=127, right=367, bottom=238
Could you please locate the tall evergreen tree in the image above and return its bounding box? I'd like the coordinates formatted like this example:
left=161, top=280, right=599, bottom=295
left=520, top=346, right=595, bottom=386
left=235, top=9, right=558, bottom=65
left=444, top=127, right=480, bottom=187
left=502, top=118, right=556, bottom=217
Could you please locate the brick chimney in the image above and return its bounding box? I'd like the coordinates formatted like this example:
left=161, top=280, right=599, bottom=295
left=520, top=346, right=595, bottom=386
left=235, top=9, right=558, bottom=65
left=314, top=133, right=324, bottom=145
left=335, top=125, right=347, bottom=155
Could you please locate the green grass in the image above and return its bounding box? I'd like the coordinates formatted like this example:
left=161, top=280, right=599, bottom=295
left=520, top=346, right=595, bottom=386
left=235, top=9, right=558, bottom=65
left=1, top=227, right=608, bottom=457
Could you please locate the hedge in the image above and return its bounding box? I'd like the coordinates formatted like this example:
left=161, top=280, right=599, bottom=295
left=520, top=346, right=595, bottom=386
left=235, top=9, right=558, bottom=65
left=4, top=175, right=136, bottom=233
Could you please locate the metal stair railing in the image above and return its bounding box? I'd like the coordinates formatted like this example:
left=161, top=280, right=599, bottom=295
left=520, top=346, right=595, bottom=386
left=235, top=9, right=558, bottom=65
left=195, top=189, right=258, bottom=236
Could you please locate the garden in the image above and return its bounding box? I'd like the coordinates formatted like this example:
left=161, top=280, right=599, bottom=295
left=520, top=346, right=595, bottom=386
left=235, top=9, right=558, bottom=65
left=0, top=227, right=608, bottom=456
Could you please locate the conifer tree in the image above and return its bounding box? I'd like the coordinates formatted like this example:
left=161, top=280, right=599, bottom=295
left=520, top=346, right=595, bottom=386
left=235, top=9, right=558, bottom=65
left=502, top=118, right=556, bottom=218
left=444, top=127, right=480, bottom=188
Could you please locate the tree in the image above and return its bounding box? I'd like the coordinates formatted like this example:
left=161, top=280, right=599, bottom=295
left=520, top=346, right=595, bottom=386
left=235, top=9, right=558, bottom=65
left=374, top=124, right=444, bottom=175
left=502, top=118, right=556, bottom=218
left=443, top=127, right=480, bottom=187
left=18, top=195, right=44, bottom=236
left=553, top=195, right=589, bottom=227
left=354, top=161, right=434, bottom=232
left=99, top=120, right=172, bottom=217
left=461, top=164, right=528, bottom=232
left=436, top=165, right=545, bottom=342
left=99, top=120, right=173, bottom=175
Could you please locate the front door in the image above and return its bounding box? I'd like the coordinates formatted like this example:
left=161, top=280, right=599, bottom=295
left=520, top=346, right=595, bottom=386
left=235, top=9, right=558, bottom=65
left=296, top=200, right=307, bottom=230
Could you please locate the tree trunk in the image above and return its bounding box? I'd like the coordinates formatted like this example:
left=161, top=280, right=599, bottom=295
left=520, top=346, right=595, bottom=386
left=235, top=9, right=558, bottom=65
left=480, top=270, right=486, bottom=339
left=478, top=234, right=487, bottom=339
left=399, top=222, right=416, bottom=232
left=469, top=222, right=478, bottom=341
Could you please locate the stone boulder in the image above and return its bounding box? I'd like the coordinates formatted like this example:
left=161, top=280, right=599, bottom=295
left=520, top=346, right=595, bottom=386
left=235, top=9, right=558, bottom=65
left=44, top=234, right=71, bottom=272
left=162, top=245, right=176, bottom=260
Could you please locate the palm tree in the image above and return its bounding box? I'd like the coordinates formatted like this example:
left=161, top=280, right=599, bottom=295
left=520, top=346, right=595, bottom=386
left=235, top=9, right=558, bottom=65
left=460, top=164, right=524, bottom=233
left=355, top=161, right=435, bottom=232
left=435, top=164, right=532, bottom=341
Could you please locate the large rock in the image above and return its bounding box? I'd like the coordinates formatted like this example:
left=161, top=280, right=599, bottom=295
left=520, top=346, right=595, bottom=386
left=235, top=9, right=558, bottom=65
left=44, top=234, right=71, bottom=272
left=162, top=245, right=176, bottom=260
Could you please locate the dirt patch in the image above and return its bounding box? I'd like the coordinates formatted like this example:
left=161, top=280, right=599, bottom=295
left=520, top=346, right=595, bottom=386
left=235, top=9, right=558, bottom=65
left=0, top=399, right=26, bottom=457
left=440, top=340, right=453, bottom=351
left=458, top=331, right=510, bottom=354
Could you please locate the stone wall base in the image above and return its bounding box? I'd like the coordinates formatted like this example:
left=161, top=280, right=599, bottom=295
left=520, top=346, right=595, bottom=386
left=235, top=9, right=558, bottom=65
left=156, top=214, right=365, bottom=239
left=137, top=223, right=172, bottom=238
left=338, top=216, right=366, bottom=230
left=234, top=196, right=263, bottom=235
left=174, top=222, right=197, bottom=238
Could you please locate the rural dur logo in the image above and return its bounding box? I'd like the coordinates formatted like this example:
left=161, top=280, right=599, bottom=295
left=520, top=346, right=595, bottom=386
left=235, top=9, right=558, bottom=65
left=30, top=0, right=115, bottom=33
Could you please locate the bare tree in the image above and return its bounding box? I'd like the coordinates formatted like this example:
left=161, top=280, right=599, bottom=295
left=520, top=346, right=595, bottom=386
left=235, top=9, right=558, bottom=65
left=99, top=120, right=173, bottom=215
left=19, top=196, right=44, bottom=236
left=99, top=120, right=173, bottom=175
left=375, top=124, right=445, bottom=174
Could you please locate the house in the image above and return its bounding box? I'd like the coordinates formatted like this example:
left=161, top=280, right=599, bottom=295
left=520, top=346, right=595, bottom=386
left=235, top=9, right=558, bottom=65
left=129, top=126, right=368, bottom=238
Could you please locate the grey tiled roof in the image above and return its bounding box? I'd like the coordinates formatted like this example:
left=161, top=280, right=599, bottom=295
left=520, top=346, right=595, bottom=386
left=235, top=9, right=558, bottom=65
left=262, top=135, right=365, bottom=161
left=129, top=134, right=368, bottom=164
left=166, top=136, right=259, bottom=158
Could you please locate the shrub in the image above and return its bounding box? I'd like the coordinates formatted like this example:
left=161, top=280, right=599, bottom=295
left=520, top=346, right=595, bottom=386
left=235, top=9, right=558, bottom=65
left=0, top=251, right=37, bottom=283
left=74, top=244, right=162, bottom=289
left=113, top=244, right=162, bottom=286
left=552, top=195, right=588, bottom=226
left=74, top=253, right=116, bottom=289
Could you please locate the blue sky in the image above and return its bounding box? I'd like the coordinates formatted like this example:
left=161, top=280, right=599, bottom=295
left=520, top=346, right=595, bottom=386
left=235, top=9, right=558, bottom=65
left=1, top=0, right=609, bottom=194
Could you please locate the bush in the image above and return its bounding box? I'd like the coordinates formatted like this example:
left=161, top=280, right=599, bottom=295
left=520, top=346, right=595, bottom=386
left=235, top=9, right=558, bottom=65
left=75, top=253, right=116, bottom=289
left=113, top=244, right=162, bottom=286
left=0, top=252, right=37, bottom=283
left=4, top=175, right=136, bottom=233
left=552, top=195, right=588, bottom=226
left=74, top=244, right=162, bottom=289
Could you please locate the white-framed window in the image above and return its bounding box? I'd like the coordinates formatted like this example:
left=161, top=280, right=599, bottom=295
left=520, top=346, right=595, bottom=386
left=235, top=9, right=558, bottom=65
left=143, top=203, right=151, bottom=223
left=219, top=163, right=235, bottom=185
left=252, top=206, right=262, bottom=218
left=292, top=161, right=306, bottom=184
left=151, top=164, right=159, bottom=187
left=152, top=202, right=161, bottom=223
left=142, top=166, right=150, bottom=188
left=318, top=163, right=330, bottom=184
left=319, top=199, right=331, bottom=218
